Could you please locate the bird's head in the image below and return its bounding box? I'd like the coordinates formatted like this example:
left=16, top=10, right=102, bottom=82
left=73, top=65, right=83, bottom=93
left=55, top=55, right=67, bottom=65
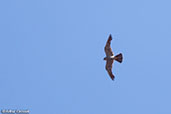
left=103, top=57, right=107, bottom=60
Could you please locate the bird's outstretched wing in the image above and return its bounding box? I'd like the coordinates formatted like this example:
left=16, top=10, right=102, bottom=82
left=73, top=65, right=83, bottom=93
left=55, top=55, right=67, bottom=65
left=104, top=34, right=114, bottom=57
left=105, top=59, right=115, bottom=80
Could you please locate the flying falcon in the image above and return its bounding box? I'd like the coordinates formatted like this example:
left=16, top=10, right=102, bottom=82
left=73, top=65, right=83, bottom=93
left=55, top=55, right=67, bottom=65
left=104, top=34, right=123, bottom=80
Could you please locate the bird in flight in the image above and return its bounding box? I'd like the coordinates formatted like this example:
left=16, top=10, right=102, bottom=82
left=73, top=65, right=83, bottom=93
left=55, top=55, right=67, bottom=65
left=104, top=34, right=123, bottom=80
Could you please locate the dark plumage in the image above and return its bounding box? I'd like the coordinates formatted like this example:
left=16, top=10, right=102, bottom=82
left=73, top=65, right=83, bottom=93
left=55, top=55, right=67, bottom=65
left=104, top=34, right=123, bottom=80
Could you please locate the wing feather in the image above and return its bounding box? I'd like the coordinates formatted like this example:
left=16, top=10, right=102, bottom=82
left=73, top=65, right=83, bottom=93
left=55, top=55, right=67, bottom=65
left=105, top=59, right=115, bottom=80
left=104, top=34, right=114, bottom=56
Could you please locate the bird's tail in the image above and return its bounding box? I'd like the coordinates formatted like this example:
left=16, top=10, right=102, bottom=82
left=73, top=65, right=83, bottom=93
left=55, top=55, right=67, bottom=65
left=114, top=53, right=123, bottom=63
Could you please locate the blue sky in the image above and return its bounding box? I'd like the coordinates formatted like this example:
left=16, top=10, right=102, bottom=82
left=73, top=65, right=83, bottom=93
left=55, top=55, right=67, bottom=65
left=0, top=0, right=171, bottom=114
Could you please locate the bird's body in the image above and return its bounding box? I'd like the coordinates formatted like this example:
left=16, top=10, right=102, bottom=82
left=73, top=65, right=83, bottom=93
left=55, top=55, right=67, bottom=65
left=104, top=34, right=123, bottom=80
left=104, top=55, right=115, bottom=60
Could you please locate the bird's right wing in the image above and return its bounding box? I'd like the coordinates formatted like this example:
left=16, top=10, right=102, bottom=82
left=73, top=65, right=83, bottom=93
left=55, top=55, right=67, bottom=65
left=105, top=59, right=115, bottom=80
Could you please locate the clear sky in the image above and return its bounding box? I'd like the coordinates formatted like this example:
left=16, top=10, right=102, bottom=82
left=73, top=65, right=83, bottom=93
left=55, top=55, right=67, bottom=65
left=0, top=0, right=171, bottom=114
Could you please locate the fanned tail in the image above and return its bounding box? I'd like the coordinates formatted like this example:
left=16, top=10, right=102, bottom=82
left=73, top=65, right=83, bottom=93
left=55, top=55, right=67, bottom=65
left=114, top=53, right=123, bottom=63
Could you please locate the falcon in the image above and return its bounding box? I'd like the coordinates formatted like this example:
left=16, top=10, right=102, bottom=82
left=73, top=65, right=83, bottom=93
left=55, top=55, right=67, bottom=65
left=104, top=34, right=123, bottom=80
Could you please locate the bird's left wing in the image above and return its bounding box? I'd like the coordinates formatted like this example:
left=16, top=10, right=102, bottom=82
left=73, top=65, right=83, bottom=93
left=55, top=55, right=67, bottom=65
left=104, top=34, right=114, bottom=57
